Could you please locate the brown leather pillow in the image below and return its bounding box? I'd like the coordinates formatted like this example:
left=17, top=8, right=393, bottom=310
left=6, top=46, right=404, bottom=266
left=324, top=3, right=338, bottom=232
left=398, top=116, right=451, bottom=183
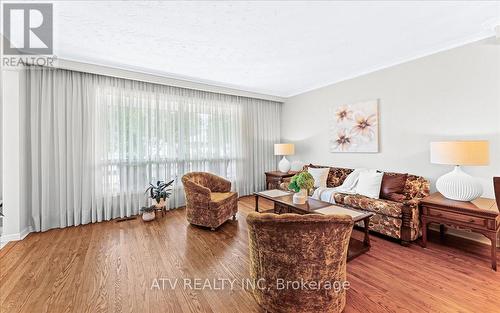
left=380, top=173, right=408, bottom=201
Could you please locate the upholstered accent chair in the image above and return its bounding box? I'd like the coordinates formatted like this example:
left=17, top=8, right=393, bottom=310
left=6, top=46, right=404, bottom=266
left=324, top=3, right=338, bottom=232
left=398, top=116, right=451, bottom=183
left=182, top=172, right=238, bottom=230
left=247, top=212, right=354, bottom=313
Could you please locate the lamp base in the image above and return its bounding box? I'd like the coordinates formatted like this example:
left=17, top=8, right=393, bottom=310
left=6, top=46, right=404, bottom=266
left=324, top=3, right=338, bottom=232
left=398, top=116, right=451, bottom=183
left=436, top=166, right=482, bottom=201
left=278, top=156, right=291, bottom=173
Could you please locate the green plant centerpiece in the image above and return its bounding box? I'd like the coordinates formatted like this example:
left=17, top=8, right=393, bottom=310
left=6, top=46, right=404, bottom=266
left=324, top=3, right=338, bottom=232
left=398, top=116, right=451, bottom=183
left=288, top=172, right=315, bottom=204
left=140, top=179, right=174, bottom=221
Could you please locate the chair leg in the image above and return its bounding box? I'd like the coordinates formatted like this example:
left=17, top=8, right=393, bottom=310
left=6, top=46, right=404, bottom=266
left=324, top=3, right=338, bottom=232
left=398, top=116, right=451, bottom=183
left=232, top=214, right=236, bottom=221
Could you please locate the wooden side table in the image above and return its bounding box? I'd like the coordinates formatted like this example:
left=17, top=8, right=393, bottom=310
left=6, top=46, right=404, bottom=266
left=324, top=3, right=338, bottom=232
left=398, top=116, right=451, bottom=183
left=264, top=171, right=296, bottom=190
left=420, top=192, right=500, bottom=271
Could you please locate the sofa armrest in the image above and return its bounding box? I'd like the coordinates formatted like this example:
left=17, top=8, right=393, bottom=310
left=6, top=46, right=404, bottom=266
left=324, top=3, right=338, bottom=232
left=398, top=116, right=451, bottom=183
left=400, top=200, right=423, bottom=244
left=403, top=198, right=420, bottom=208
left=402, top=191, right=429, bottom=208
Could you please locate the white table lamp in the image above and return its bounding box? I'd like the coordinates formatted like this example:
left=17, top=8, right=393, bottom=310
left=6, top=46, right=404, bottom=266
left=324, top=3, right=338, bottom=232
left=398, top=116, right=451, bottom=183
left=274, top=143, right=295, bottom=173
left=430, top=141, right=489, bottom=201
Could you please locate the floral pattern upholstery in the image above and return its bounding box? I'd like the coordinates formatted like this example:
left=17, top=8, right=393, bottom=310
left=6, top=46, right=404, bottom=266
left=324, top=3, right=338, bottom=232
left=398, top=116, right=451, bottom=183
left=279, top=165, right=430, bottom=243
left=356, top=214, right=402, bottom=239
left=305, top=164, right=353, bottom=187
left=404, top=175, right=430, bottom=200
left=182, top=172, right=238, bottom=229
left=334, top=193, right=404, bottom=218
left=353, top=206, right=421, bottom=240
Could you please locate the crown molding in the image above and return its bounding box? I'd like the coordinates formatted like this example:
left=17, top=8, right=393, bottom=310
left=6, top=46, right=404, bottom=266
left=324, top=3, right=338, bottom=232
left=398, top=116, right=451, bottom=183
left=52, top=58, right=285, bottom=102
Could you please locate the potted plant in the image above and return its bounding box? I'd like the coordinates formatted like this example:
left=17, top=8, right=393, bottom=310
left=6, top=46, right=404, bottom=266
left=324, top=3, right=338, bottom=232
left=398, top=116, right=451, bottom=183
left=140, top=205, right=156, bottom=222
left=141, top=179, right=174, bottom=221
left=288, top=172, right=315, bottom=204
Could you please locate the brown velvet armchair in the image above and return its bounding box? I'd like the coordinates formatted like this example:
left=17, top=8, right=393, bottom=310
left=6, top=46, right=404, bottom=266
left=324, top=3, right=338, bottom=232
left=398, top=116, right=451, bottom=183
left=246, top=212, right=354, bottom=313
left=182, top=172, right=238, bottom=230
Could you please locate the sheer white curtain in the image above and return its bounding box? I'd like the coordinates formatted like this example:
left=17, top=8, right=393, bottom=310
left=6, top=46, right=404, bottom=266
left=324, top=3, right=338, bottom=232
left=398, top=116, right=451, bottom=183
left=22, top=66, right=281, bottom=231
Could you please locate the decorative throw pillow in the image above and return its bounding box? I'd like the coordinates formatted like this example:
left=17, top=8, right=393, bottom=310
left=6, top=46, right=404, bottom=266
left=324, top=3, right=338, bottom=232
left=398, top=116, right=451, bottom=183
left=356, top=170, right=384, bottom=199
left=307, top=167, right=330, bottom=188
left=380, top=173, right=408, bottom=201
left=340, top=168, right=367, bottom=189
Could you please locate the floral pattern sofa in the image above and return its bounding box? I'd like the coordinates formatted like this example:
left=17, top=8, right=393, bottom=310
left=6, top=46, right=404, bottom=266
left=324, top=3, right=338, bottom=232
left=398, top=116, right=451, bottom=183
left=280, top=164, right=430, bottom=245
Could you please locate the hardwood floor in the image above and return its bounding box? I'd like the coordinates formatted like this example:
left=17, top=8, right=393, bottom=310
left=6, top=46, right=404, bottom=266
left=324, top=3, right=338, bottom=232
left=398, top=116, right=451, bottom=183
left=1, top=196, right=499, bottom=313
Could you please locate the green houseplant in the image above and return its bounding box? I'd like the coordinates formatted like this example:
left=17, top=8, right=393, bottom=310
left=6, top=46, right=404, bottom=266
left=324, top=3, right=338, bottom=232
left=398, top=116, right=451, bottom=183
left=288, top=172, right=315, bottom=204
left=140, top=180, right=174, bottom=221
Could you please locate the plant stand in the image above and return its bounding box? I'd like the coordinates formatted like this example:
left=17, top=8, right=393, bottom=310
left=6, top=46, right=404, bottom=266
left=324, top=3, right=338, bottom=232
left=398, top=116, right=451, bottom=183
left=154, top=198, right=169, bottom=217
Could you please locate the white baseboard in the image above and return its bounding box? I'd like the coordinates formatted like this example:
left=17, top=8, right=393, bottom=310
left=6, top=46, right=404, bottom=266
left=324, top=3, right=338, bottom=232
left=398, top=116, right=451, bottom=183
left=0, top=227, right=33, bottom=249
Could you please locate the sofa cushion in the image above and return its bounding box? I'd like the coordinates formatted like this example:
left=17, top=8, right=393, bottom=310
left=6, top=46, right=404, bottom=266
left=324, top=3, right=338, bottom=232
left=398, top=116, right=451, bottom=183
left=333, top=193, right=404, bottom=218
left=210, top=192, right=237, bottom=207
left=384, top=193, right=406, bottom=202
left=380, top=172, right=408, bottom=200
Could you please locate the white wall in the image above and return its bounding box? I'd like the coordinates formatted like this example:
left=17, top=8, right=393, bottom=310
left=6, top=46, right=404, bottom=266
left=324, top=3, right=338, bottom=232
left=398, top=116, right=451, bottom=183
left=1, top=69, right=31, bottom=247
left=282, top=39, right=500, bottom=246
left=282, top=39, right=500, bottom=198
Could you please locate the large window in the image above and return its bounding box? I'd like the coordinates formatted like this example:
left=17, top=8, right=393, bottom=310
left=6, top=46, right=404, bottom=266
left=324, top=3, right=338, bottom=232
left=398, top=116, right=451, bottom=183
left=24, top=66, right=281, bottom=231
left=96, top=85, right=242, bottom=202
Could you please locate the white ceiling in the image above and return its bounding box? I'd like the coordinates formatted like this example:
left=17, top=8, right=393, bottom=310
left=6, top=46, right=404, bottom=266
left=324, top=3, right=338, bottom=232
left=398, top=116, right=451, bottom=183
left=53, top=1, right=500, bottom=97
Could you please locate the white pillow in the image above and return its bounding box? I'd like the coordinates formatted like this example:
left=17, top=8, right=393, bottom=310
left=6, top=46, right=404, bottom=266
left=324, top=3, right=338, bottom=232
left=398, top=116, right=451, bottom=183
left=340, top=168, right=367, bottom=189
left=307, top=167, right=330, bottom=188
left=356, top=170, right=384, bottom=199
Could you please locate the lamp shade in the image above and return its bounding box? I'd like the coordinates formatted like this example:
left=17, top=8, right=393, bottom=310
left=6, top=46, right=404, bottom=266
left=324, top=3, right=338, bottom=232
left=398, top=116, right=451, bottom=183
left=430, top=141, right=489, bottom=166
left=274, top=143, right=295, bottom=156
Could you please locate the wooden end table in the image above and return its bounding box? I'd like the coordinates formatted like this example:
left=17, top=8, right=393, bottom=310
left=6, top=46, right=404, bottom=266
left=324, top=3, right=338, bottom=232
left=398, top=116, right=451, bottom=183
left=420, top=192, right=500, bottom=271
left=264, top=171, right=296, bottom=190
left=254, top=190, right=374, bottom=261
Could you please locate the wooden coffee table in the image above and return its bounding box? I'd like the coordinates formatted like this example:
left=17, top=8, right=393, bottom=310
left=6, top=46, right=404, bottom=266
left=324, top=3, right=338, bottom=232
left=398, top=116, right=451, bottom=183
left=254, top=189, right=374, bottom=261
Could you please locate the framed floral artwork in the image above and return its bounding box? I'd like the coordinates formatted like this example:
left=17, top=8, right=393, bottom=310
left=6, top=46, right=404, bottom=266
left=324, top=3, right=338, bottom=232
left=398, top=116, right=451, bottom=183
left=330, top=99, right=379, bottom=153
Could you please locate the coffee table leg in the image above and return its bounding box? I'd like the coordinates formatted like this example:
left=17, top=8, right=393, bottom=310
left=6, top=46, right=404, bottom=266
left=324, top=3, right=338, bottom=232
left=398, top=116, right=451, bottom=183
left=255, top=195, right=259, bottom=212
left=363, top=217, right=371, bottom=247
